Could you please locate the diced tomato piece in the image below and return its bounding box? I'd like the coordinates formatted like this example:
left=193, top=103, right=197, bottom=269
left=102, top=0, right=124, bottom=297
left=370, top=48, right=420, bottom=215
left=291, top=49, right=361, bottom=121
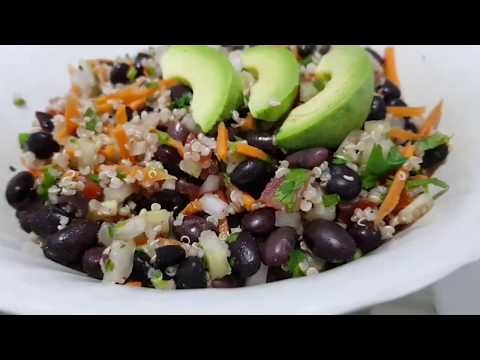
left=83, top=180, right=103, bottom=200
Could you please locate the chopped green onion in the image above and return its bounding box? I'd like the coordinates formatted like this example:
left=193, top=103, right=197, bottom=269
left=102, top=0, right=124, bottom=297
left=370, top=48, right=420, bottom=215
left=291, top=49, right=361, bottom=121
left=18, top=133, right=30, bottom=149
left=127, top=67, right=138, bottom=81
left=156, top=130, right=171, bottom=145
left=288, top=250, right=306, bottom=278
left=84, top=108, right=99, bottom=133
left=322, top=194, right=341, bottom=208
left=13, top=97, right=26, bottom=107
left=117, top=171, right=127, bottom=180
left=89, top=174, right=100, bottom=184
left=145, top=81, right=159, bottom=89
left=174, top=93, right=193, bottom=109
left=37, top=166, right=59, bottom=200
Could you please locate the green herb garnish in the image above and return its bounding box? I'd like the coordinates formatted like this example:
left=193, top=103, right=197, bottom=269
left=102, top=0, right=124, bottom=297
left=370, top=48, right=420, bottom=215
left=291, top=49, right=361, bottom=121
left=156, top=130, right=171, bottom=145
left=18, top=133, right=30, bottom=149
left=275, top=169, right=311, bottom=212
left=84, top=108, right=100, bottom=133
left=322, top=194, right=341, bottom=208
left=360, top=144, right=407, bottom=189
left=287, top=250, right=306, bottom=278
left=174, top=93, right=193, bottom=109
left=89, top=174, right=100, bottom=184
left=332, top=156, right=347, bottom=165
left=406, top=177, right=449, bottom=190
left=416, top=132, right=450, bottom=152
left=104, top=259, right=115, bottom=273
left=107, top=226, right=115, bottom=238
left=300, top=55, right=313, bottom=66
left=145, top=81, right=159, bottom=89
left=13, top=97, right=26, bottom=107
left=37, top=166, right=58, bottom=200
left=145, top=66, right=156, bottom=77
left=127, top=67, right=138, bottom=81
left=117, top=172, right=127, bottom=180
left=226, top=233, right=240, bottom=244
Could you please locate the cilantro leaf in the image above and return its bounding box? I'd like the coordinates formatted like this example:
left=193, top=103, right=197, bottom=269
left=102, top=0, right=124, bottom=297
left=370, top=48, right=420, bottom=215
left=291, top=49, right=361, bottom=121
left=144, top=66, right=156, bottom=77
left=332, top=156, right=348, bottom=165
left=322, top=194, right=341, bottom=208
left=406, top=177, right=449, bottom=190
left=84, top=108, right=100, bottom=132
left=156, top=130, right=171, bottom=145
left=275, top=169, right=311, bottom=212
left=104, top=259, right=115, bottom=273
left=416, top=132, right=450, bottom=152
left=366, top=144, right=407, bottom=178
left=127, top=67, right=138, bottom=81
left=288, top=250, right=306, bottom=278
left=300, top=55, right=313, bottom=66
left=174, top=93, right=193, bottom=109
left=18, top=133, right=30, bottom=149
left=89, top=174, right=100, bottom=184
left=145, top=81, right=159, bottom=89
left=361, top=175, right=378, bottom=190
left=226, top=233, right=240, bottom=244
left=117, top=171, right=127, bottom=180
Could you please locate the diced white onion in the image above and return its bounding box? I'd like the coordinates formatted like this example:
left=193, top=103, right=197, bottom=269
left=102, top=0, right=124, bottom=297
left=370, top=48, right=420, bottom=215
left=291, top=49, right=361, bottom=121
left=200, top=175, right=221, bottom=194
left=275, top=211, right=303, bottom=235
left=200, top=194, right=228, bottom=217
left=102, top=240, right=136, bottom=285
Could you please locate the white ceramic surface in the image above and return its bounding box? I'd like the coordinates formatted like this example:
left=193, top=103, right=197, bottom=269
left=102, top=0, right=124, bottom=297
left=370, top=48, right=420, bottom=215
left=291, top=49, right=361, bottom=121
left=0, top=45, right=479, bottom=315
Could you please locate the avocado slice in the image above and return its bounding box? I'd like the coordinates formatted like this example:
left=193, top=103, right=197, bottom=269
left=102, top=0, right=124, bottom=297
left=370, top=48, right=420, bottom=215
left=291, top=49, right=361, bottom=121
left=276, top=46, right=374, bottom=150
left=161, top=45, right=243, bottom=133
left=241, top=46, right=300, bottom=122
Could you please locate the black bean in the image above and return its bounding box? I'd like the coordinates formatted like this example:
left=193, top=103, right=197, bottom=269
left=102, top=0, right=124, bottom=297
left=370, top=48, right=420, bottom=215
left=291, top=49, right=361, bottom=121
left=149, top=190, right=189, bottom=217
left=261, top=227, right=297, bottom=267
left=110, top=63, right=131, bottom=85
left=5, top=171, right=35, bottom=210
left=169, top=85, right=193, bottom=103
left=304, top=219, right=357, bottom=263
left=319, top=45, right=331, bottom=55
left=422, top=144, right=449, bottom=169
left=15, top=198, right=44, bottom=233
left=327, top=165, right=362, bottom=201
left=167, top=121, right=189, bottom=143
left=29, top=205, right=68, bottom=238
left=82, top=246, right=105, bottom=280
left=246, top=132, right=281, bottom=155
left=348, top=222, right=383, bottom=254
left=43, top=219, right=100, bottom=266
left=55, top=193, right=89, bottom=219
left=227, top=213, right=245, bottom=229
left=27, top=132, right=60, bottom=160
left=129, top=251, right=153, bottom=287
left=211, top=274, right=245, bottom=288
left=266, top=266, right=291, bottom=283
left=155, top=245, right=186, bottom=270
left=175, top=179, right=201, bottom=201
left=367, top=96, right=387, bottom=121
left=297, top=45, right=316, bottom=58
left=229, top=232, right=261, bottom=279
left=175, top=257, right=207, bottom=289
left=376, top=79, right=401, bottom=103
left=285, top=147, right=330, bottom=169
left=154, top=145, right=183, bottom=178
left=35, top=111, right=54, bottom=132
left=386, top=98, right=407, bottom=107
left=241, top=208, right=276, bottom=236
left=125, top=106, right=134, bottom=121
left=237, top=105, right=250, bottom=118
left=134, top=53, right=152, bottom=77
left=230, top=160, right=274, bottom=199
left=404, top=120, right=419, bottom=133
left=223, top=45, right=245, bottom=51
left=174, top=216, right=217, bottom=244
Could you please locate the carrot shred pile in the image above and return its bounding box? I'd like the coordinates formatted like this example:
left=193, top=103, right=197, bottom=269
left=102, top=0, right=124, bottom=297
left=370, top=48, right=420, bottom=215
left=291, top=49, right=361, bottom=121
left=216, top=122, right=229, bottom=162
left=115, top=105, right=128, bottom=125
left=112, top=126, right=131, bottom=160
left=384, top=47, right=401, bottom=88
left=387, top=106, right=426, bottom=118
left=235, top=143, right=270, bottom=162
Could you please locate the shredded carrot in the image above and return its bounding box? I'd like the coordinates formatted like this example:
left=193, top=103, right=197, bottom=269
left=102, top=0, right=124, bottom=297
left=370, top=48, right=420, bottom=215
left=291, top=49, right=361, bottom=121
left=235, top=143, right=270, bottom=161
left=400, top=144, right=416, bottom=158
left=96, top=86, right=146, bottom=106
left=29, top=169, right=42, bottom=178
left=126, top=281, right=142, bottom=288
left=112, top=126, right=131, bottom=160
left=387, top=106, right=426, bottom=118
left=96, top=102, right=114, bottom=114
left=182, top=199, right=203, bottom=216
left=142, top=167, right=175, bottom=183
left=240, top=114, right=256, bottom=131
left=216, top=122, right=229, bottom=161
left=64, top=93, right=80, bottom=135
left=375, top=167, right=409, bottom=225
left=243, top=193, right=257, bottom=212
left=115, top=105, right=128, bottom=125
left=168, top=138, right=185, bottom=158
left=420, top=100, right=444, bottom=137
left=218, top=218, right=230, bottom=238
left=393, top=189, right=414, bottom=215
left=160, top=79, right=179, bottom=93
left=384, top=47, right=401, bottom=88
left=134, top=234, right=149, bottom=246
left=128, top=97, right=146, bottom=111
left=100, top=145, right=117, bottom=162
left=389, top=128, right=423, bottom=142
left=83, top=179, right=103, bottom=200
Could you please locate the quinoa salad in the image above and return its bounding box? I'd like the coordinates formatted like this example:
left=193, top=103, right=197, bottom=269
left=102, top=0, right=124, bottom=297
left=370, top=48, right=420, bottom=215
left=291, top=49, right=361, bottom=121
left=5, top=45, right=450, bottom=290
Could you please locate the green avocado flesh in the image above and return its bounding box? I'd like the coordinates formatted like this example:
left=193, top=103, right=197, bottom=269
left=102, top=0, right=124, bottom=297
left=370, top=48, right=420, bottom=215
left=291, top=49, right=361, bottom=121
left=276, top=45, right=374, bottom=150
left=161, top=45, right=243, bottom=133
left=241, top=46, right=300, bottom=122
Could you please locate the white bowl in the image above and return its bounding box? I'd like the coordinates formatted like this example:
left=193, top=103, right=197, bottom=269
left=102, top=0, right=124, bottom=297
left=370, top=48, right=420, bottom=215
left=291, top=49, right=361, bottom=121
left=1, top=45, right=479, bottom=315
